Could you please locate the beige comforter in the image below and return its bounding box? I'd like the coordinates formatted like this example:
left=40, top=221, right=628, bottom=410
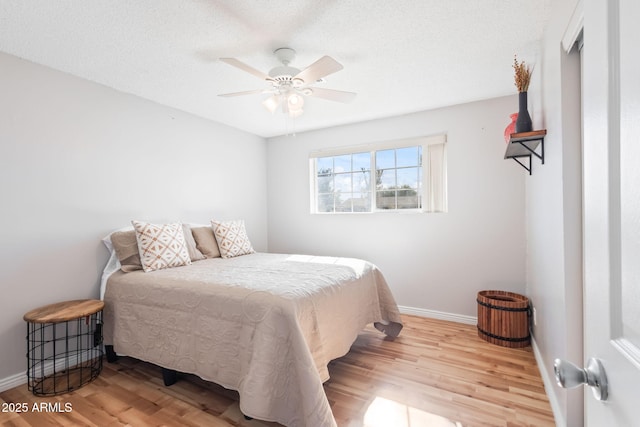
left=103, top=253, right=403, bottom=427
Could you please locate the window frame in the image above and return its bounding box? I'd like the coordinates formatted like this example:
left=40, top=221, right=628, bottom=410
left=309, top=134, right=447, bottom=214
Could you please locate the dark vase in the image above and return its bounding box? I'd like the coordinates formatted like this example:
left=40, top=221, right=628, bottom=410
left=515, top=91, right=532, bottom=133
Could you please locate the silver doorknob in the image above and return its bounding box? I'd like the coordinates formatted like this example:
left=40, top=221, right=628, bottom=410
left=553, top=357, right=608, bottom=401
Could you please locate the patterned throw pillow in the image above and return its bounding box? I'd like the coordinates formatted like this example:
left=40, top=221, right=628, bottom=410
left=210, top=220, right=255, bottom=259
left=132, top=221, right=192, bottom=272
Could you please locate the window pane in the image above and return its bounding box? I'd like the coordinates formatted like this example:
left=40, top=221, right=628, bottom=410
left=314, top=153, right=373, bottom=213
left=397, top=193, right=420, bottom=209
left=376, top=190, right=396, bottom=210
left=317, top=167, right=333, bottom=178
left=396, top=146, right=421, bottom=167
left=376, top=149, right=395, bottom=169
left=334, top=155, right=351, bottom=173
left=352, top=192, right=371, bottom=212
left=335, top=193, right=352, bottom=212
left=335, top=173, right=352, bottom=192
left=397, top=167, right=420, bottom=189
left=317, top=193, right=335, bottom=212
left=317, top=175, right=333, bottom=193
left=373, top=168, right=384, bottom=188
left=317, top=157, right=333, bottom=173
left=353, top=152, right=370, bottom=171
left=378, top=169, right=396, bottom=190
left=354, top=170, right=370, bottom=192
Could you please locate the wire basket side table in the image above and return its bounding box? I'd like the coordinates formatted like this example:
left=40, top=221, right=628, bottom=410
left=23, top=299, right=104, bottom=396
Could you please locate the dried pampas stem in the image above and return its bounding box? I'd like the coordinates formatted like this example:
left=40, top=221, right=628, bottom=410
left=513, top=55, right=532, bottom=92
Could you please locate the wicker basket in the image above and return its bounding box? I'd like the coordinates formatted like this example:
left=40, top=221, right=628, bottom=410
left=477, top=290, right=530, bottom=348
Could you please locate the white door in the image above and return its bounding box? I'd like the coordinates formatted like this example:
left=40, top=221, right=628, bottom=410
left=581, top=0, right=640, bottom=424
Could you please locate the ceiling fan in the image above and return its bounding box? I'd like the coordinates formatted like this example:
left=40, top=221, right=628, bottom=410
left=219, top=48, right=356, bottom=118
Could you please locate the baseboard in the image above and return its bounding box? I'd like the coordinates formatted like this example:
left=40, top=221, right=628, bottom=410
left=0, top=371, right=27, bottom=393
left=531, top=336, right=565, bottom=427
left=0, top=354, right=85, bottom=393
left=398, top=305, right=477, bottom=325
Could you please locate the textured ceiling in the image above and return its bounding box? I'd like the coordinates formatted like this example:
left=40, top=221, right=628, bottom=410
left=0, top=1, right=552, bottom=138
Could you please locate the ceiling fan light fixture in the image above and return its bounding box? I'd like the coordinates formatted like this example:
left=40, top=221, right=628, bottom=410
left=262, top=95, right=281, bottom=113
left=287, top=92, right=304, bottom=109
left=219, top=47, right=356, bottom=120
left=285, top=92, right=304, bottom=118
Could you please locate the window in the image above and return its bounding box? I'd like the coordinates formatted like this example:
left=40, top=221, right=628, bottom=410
left=376, top=146, right=422, bottom=210
left=310, top=135, right=447, bottom=213
left=316, top=152, right=371, bottom=212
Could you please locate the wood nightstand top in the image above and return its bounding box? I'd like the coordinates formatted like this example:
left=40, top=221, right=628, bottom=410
left=23, top=299, right=104, bottom=323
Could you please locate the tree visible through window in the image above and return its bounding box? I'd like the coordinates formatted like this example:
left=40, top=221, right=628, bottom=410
left=375, top=146, right=422, bottom=210
left=316, top=152, right=371, bottom=212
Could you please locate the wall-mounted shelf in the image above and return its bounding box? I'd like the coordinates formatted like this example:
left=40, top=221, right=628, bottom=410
left=504, top=130, right=547, bottom=175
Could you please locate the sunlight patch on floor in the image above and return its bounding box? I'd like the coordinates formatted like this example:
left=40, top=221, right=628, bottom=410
left=363, top=397, right=463, bottom=427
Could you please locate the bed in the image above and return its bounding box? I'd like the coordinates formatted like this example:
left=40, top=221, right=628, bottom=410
left=101, top=222, right=403, bottom=427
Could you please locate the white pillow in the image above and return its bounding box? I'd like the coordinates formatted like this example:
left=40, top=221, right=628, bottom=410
left=132, top=221, right=192, bottom=272
left=210, top=219, right=255, bottom=258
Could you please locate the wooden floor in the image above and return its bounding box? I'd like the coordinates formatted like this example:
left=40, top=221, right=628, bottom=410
left=0, top=315, right=555, bottom=427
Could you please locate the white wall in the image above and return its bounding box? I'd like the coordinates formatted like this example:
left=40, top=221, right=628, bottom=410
left=267, top=96, right=527, bottom=318
left=527, top=0, right=583, bottom=425
left=0, top=52, right=268, bottom=383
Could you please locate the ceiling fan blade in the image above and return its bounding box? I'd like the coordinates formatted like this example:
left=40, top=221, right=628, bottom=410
left=218, top=89, right=268, bottom=97
left=293, top=56, right=343, bottom=84
left=220, top=57, right=274, bottom=81
left=262, top=95, right=282, bottom=113
left=306, top=87, right=356, bottom=103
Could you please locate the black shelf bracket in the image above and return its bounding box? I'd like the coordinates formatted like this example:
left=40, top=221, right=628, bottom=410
left=504, top=130, right=547, bottom=175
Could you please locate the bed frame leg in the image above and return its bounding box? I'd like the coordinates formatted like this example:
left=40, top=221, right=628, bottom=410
left=105, top=345, right=118, bottom=363
left=162, top=368, right=178, bottom=386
